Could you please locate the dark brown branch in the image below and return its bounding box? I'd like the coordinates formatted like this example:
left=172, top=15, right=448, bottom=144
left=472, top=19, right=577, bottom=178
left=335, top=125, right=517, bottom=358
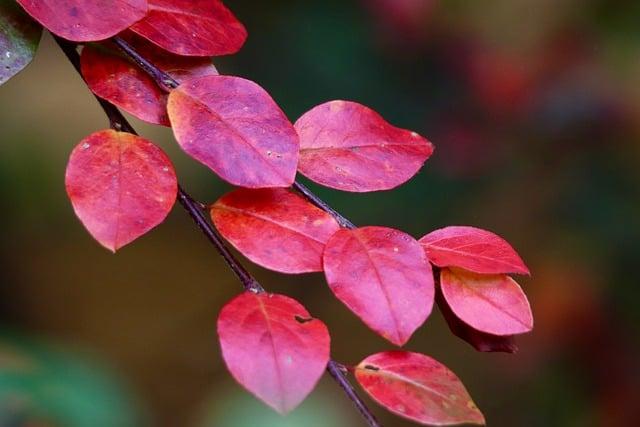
left=54, top=36, right=380, bottom=427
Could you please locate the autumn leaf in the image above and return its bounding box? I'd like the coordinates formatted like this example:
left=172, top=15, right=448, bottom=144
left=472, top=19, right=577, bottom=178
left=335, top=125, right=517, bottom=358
left=0, top=0, right=42, bottom=86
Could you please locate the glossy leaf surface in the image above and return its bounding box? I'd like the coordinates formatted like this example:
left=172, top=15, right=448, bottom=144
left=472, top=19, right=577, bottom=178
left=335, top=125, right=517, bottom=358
left=1, top=0, right=42, bottom=86
left=65, top=130, right=177, bottom=252
left=420, top=226, right=529, bottom=275
left=355, top=351, right=485, bottom=426
left=130, top=0, right=247, bottom=56
left=295, top=100, right=434, bottom=192
left=167, top=75, right=299, bottom=188
left=323, top=226, right=434, bottom=346
left=440, top=268, right=533, bottom=336
left=17, top=0, right=147, bottom=42
left=81, top=36, right=218, bottom=126
left=211, top=188, right=340, bottom=273
left=217, top=292, right=330, bottom=414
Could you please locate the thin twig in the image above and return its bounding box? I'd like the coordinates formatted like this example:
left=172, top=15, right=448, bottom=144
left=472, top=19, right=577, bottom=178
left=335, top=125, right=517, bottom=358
left=54, top=36, right=380, bottom=427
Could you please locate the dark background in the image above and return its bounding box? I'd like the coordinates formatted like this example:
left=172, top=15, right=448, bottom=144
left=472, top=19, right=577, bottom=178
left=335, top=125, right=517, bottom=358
left=1, top=0, right=639, bottom=426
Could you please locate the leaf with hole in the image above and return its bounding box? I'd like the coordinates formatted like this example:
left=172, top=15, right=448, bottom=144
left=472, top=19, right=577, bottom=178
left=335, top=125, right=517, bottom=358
left=167, top=75, right=299, bottom=188
left=81, top=35, right=218, bottom=126
left=323, top=226, right=434, bottom=346
left=130, top=0, right=246, bottom=56
left=295, top=100, right=434, bottom=192
left=420, top=226, right=529, bottom=275
left=217, top=292, right=330, bottom=414
left=17, top=0, right=147, bottom=42
left=440, top=268, right=533, bottom=336
left=1, top=0, right=42, bottom=86
left=65, top=130, right=177, bottom=252
left=355, top=351, right=485, bottom=426
left=211, top=188, right=340, bottom=273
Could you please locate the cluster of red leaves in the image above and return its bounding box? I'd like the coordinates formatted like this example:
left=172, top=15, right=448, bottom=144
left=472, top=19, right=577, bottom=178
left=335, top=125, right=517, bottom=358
left=2, top=1, right=534, bottom=425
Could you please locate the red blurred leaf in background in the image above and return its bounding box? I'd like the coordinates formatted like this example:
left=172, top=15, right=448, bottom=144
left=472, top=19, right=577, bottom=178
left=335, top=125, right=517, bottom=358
left=211, top=188, right=340, bottom=273
left=17, top=0, right=147, bottom=42
left=355, top=351, right=485, bottom=426
left=65, top=130, right=177, bottom=252
left=295, top=100, right=434, bottom=192
left=81, top=35, right=218, bottom=126
left=217, top=292, right=330, bottom=414
left=130, top=0, right=247, bottom=56
left=440, top=268, right=533, bottom=336
left=420, top=226, right=529, bottom=275
left=323, top=226, right=434, bottom=346
left=167, top=75, right=299, bottom=188
left=0, top=0, right=42, bottom=86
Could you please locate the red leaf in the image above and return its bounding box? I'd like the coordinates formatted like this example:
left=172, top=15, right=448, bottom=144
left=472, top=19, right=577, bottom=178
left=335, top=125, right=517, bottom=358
left=440, top=268, right=533, bottom=336
left=323, top=226, right=434, bottom=346
left=295, top=100, right=434, bottom=192
left=65, top=130, right=177, bottom=252
left=419, top=226, right=529, bottom=275
left=436, top=284, right=518, bottom=353
left=355, top=351, right=485, bottom=426
left=211, top=188, right=340, bottom=273
left=17, top=0, right=147, bottom=42
left=130, top=0, right=247, bottom=56
left=217, top=292, right=330, bottom=414
left=81, top=35, right=218, bottom=126
left=167, top=75, right=299, bottom=188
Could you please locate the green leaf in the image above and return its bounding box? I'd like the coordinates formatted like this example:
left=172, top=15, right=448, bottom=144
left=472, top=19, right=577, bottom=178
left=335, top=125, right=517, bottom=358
left=0, top=0, right=42, bottom=86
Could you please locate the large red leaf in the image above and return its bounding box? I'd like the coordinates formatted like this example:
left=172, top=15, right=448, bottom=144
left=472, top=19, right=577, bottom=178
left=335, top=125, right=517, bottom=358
left=65, top=130, right=177, bottom=252
left=1, top=0, right=42, bottom=86
left=217, top=292, right=330, bottom=414
left=440, top=268, right=533, bottom=336
left=167, top=75, right=299, bottom=188
left=130, top=0, right=247, bottom=56
left=17, top=0, right=147, bottom=42
left=419, top=226, right=529, bottom=275
left=81, top=35, right=218, bottom=126
left=355, top=351, right=485, bottom=426
left=211, top=188, right=340, bottom=273
left=323, top=226, right=434, bottom=346
left=295, top=100, right=434, bottom=192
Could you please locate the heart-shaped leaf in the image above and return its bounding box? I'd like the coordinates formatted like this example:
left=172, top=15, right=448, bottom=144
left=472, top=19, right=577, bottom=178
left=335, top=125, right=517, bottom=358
left=217, top=292, right=330, bottom=414
left=420, top=226, right=529, bottom=275
left=295, top=100, right=434, bottom=192
left=440, top=268, right=533, bottom=336
left=167, top=75, right=299, bottom=188
left=65, top=130, right=177, bottom=252
left=355, top=351, right=485, bottom=426
left=1, top=0, right=42, bottom=86
left=17, top=0, right=147, bottom=42
left=81, top=35, right=218, bottom=126
left=211, top=188, right=340, bottom=273
left=323, top=226, right=434, bottom=346
left=130, top=0, right=247, bottom=56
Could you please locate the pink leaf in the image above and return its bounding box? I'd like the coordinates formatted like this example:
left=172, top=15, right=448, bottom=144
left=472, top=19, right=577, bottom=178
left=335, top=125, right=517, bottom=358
left=420, top=226, right=529, bottom=275
left=217, top=292, right=330, bottom=414
left=355, top=351, right=485, bottom=426
left=295, top=100, right=434, bottom=192
left=440, top=268, right=533, bottom=336
left=323, top=226, right=434, bottom=346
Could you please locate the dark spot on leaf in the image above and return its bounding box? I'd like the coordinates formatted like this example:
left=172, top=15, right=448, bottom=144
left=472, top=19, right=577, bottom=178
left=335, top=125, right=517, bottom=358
left=294, top=315, right=313, bottom=324
left=364, top=364, right=380, bottom=371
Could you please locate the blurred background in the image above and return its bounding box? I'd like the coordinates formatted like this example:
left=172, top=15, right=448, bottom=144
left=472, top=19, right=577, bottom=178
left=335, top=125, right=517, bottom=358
left=1, top=0, right=639, bottom=426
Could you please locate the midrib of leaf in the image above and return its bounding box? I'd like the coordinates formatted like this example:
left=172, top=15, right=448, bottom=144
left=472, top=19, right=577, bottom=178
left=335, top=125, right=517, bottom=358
left=425, top=241, right=522, bottom=271
left=361, top=366, right=453, bottom=402
left=257, top=297, right=287, bottom=412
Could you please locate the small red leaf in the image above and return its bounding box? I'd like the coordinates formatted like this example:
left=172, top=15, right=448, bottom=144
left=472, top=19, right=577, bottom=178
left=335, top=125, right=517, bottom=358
left=217, top=292, right=330, bottom=414
left=65, top=130, right=177, bottom=252
left=17, top=0, right=147, bottom=42
left=130, top=0, right=247, bottom=56
left=436, top=285, right=518, bottom=353
left=167, top=75, right=299, bottom=188
left=323, top=226, right=434, bottom=346
left=211, top=188, right=340, bottom=273
left=440, top=268, right=533, bottom=336
left=81, top=35, right=218, bottom=126
left=355, top=351, right=485, bottom=426
left=295, top=100, right=434, bottom=192
left=419, top=226, right=529, bottom=275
